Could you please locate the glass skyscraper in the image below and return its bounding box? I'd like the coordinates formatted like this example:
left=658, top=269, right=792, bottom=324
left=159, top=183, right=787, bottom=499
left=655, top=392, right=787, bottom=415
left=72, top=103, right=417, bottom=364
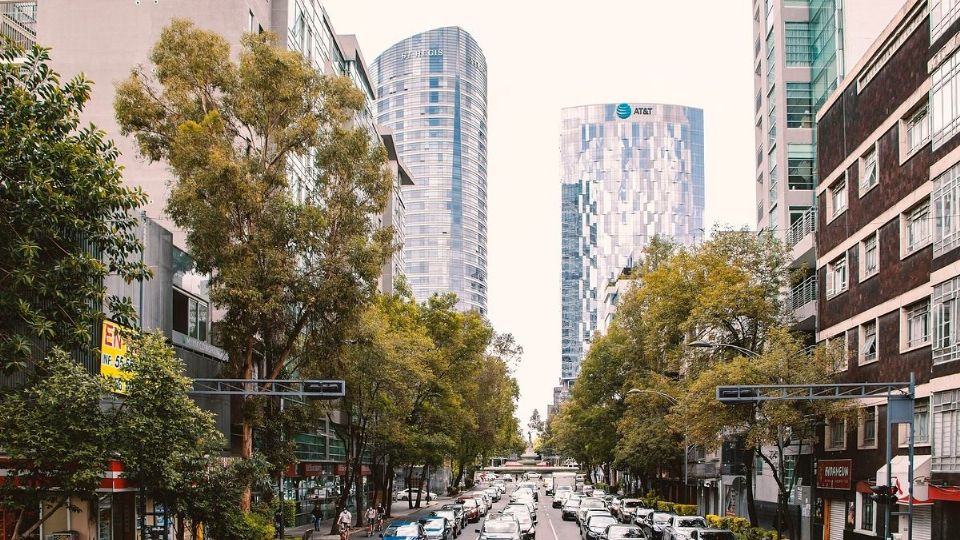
left=371, top=27, right=488, bottom=314
left=559, top=103, right=704, bottom=383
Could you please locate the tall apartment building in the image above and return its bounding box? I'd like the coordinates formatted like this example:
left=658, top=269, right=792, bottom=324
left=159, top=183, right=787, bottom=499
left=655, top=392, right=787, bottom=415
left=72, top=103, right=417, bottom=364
left=371, top=27, right=489, bottom=315
left=557, top=103, right=705, bottom=402
left=814, top=1, right=960, bottom=539
left=754, top=0, right=905, bottom=335
left=8, top=3, right=409, bottom=539
left=750, top=3, right=905, bottom=537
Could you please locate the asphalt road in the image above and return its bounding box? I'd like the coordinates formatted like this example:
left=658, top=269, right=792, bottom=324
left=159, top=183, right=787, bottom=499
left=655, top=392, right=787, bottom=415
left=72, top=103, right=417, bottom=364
left=395, top=484, right=578, bottom=540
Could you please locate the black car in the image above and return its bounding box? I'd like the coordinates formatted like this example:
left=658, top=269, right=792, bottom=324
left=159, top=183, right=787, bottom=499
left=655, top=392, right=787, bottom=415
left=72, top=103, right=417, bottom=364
left=582, top=515, right=619, bottom=540
left=637, top=512, right=675, bottom=540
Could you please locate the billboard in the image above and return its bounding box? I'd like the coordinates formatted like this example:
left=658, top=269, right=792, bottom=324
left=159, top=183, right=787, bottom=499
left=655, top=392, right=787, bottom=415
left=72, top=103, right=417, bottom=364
left=100, top=320, right=133, bottom=395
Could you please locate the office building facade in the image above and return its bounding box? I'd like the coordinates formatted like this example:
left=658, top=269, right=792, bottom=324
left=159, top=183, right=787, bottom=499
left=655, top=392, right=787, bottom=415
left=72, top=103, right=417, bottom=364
left=559, top=103, right=705, bottom=386
left=372, top=27, right=489, bottom=315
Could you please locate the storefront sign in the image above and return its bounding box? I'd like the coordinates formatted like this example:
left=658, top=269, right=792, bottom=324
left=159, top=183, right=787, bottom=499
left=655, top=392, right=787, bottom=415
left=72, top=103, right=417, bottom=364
left=335, top=464, right=373, bottom=476
left=302, top=462, right=329, bottom=476
left=100, top=320, right=133, bottom=395
left=817, top=459, right=852, bottom=490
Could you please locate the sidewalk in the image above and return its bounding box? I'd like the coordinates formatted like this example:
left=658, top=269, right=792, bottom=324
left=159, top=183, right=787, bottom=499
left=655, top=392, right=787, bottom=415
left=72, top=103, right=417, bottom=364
left=285, top=497, right=454, bottom=540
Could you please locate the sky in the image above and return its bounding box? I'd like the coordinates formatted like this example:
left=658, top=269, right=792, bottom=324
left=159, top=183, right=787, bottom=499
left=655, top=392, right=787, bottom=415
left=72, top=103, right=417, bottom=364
left=323, top=0, right=756, bottom=432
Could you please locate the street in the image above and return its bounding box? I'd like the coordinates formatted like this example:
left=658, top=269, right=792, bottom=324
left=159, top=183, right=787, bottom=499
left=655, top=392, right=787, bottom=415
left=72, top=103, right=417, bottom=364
left=394, top=484, right=573, bottom=540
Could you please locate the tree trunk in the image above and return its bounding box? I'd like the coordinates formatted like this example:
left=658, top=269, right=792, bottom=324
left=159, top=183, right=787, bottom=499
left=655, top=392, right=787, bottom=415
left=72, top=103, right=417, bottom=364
left=354, top=463, right=364, bottom=528
left=743, top=451, right=758, bottom=527
left=406, top=465, right=415, bottom=510
left=240, top=354, right=255, bottom=512
left=176, top=512, right=185, bottom=540
left=453, top=458, right=466, bottom=493
left=385, top=465, right=395, bottom=517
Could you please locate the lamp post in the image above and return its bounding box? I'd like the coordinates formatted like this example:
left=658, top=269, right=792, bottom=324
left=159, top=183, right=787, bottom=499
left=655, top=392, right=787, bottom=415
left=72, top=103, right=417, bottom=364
left=625, top=388, right=692, bottom=502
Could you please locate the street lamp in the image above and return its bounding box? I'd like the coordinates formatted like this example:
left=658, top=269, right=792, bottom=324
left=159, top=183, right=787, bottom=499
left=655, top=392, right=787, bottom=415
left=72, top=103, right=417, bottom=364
left=625, top=388, right=693, bottom=501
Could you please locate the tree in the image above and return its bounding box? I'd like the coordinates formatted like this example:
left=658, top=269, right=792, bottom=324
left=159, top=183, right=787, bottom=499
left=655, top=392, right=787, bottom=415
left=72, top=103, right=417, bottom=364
left=0, top=351, right=112, bottom=540
left=0, top=44, right=148, bottom=373
left=114, top=20, right=395, bottom=509
left=528, top=409, right=544, bottom=444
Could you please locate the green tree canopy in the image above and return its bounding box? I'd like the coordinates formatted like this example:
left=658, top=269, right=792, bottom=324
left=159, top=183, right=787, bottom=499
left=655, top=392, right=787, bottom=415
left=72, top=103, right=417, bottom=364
left=0, top=45, right=149, bottom=373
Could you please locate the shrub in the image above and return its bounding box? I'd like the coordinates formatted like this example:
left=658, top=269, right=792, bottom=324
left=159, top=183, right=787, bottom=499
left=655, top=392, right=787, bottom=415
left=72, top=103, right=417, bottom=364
left=283, top=500, right=296, bottom=527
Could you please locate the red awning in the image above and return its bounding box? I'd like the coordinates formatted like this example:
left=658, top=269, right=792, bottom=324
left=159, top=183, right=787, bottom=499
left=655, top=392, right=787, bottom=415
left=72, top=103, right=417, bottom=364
left=928, top=485, right=960, bottom=502
left=855, top=481, right=874, bottom=494
left=896, top=495, right=934, bottom=506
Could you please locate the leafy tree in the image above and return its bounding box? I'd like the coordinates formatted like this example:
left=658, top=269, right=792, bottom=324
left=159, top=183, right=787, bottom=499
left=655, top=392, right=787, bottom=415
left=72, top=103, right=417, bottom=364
left=528, top=409, right=544, bottom=444
left=0, top=351, right=111, bottom=540
left=114, top=20, right=394, bottom=508
left=0, top=45, right=148, bottom=373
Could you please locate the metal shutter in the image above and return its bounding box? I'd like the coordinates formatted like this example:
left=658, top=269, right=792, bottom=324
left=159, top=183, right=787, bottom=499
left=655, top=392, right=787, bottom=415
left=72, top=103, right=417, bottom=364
left=829, top=500, right=845, bottom=540
left=903, top=506, right=932, bottom=540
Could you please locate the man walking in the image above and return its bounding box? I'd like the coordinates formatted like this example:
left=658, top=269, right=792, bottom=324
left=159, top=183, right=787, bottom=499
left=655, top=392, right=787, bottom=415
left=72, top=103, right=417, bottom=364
left=312, top=504, right=323, bottom=532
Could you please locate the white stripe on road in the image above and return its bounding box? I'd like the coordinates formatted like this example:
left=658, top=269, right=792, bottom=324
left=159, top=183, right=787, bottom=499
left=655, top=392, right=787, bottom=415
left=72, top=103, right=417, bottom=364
left=547, top=516, right=559, bottom=540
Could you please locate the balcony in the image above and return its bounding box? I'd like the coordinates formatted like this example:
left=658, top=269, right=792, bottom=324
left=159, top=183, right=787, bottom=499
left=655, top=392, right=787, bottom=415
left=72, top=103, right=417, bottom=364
left=790, top=275, right=816, bottom=311
left=787, top=206, right=816, bottom=247
left=1, top=1, right=36, bottom=50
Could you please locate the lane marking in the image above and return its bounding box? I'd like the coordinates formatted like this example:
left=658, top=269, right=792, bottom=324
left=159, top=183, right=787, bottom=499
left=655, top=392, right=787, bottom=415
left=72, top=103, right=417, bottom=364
left=547, top=514, right=559, bottom=540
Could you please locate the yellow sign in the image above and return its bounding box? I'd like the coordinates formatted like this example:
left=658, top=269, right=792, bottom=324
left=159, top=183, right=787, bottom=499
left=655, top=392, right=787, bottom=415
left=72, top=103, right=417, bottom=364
left=100, top=320, right=133, bottom=394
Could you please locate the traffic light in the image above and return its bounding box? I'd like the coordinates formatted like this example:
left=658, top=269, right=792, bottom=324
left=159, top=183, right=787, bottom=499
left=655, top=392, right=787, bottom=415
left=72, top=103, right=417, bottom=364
left=869, top=484, right=899, bottom=505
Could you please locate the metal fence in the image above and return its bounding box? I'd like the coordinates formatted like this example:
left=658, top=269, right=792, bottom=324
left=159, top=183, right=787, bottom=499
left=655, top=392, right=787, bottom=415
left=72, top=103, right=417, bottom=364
left=790, top=274, right=817, bottom=311
left=1, top=2, right=36, bottom=50
left=787, top=207, right=817, bottom=247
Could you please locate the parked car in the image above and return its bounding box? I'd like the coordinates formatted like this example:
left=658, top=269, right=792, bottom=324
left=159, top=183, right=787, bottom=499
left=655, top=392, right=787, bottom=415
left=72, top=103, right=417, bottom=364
left=617, top=499, right=643, bottom=523
left=561, top=498, right=583, bottom=521
left=395, top=488, right=438, bottom=501
left=440, top=504, right=467, bottom=530
left=582, top=514, right=620, bottom=540
left=685, top=530, right=735, bottom=540
left=637, top=512, right=676, bottom=540
left=662, top=516, right=707, bottom=540
left=576, top=498, right=607, bottom=524
left=421, top=517, right=452, bottom=540
left=458, top=498, right=481, bottom=522
left=472, top=494, right=490, bottom=515
left=632, top=508, right=655, bottom=527
left=601, top=524, right=647, bottom=540
left=383, top=521, right=426, bottom=540
left=475, top=517, right=522, bottom=540
left=430, top=511, right=461, bottom=537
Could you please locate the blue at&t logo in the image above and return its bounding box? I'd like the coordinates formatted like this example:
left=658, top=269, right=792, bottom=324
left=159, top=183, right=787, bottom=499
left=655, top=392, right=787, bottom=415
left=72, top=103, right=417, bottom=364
left=616, top=103, right=632, bottom=119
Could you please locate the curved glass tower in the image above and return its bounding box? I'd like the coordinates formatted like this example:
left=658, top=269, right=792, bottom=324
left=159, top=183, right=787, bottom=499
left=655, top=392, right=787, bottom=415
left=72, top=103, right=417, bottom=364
left=371, top=27, right=488, bottom=314
left=559, top=103, right=704, bottom=383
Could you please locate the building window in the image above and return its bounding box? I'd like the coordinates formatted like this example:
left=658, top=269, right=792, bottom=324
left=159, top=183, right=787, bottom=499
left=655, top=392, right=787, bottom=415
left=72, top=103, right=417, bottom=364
left=904, top=300, right=931, bottom=350
left=829, top=178, right=847, bottom=218
left=932, top=49, right=960, bottom=150
left=903, top=201, right=932, bottom=256
left=785, top=22, right=811, bottom=65
left=859, top=144, right=878, bottom=194
left=935, top=163, right=960, bottom=256
left=788, top=144, right=816, bottom=190
left=857, top=492, right=876, bottom=533
left=933, top=389, right=960, bottom=471
left=826, top=254, right=847, bottom=298
left=859, top=406, right=877, bottom=448
left=786, top=82, right=813, bottom=128
left=826, top=418, right=846, bottom=450
left=172, top=289, right=208, bottom=342
left=931, top=0, right=960, bottom=43
left=904, top=105, right=930, bottom=155
left=860, top=319, right=878, bottom=364
left=861, top=232, right=879, bottom=280
left=934, top=277, right=960, bottom=365
left=904, top=401, right=931, bottom=446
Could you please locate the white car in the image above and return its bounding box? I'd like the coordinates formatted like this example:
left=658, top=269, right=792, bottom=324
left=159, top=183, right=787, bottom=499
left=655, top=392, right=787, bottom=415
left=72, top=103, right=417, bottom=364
left=663, top=516, right=708, bottom=540
left=576, top=498, right=607, bottom=524
left=394, top=488, right=438, bottom=501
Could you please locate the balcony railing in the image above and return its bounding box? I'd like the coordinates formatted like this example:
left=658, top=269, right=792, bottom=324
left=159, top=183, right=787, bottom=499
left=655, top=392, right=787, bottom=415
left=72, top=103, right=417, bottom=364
left=1, top=1, right=36, bottom=50
left=790, top=274, right=817, bottom=311
left=787, top=206, right=817, bottom=247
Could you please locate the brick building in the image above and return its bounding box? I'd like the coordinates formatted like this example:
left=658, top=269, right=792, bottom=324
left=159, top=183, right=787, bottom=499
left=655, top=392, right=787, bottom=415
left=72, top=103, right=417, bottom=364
left=815, top=1, right=960, bottom=538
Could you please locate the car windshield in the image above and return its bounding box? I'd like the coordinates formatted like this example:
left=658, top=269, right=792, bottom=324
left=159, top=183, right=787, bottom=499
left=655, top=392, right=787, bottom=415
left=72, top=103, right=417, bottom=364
left=700, top=533, right=736, bottom=540
left=606, top=527, right=643, bottom=539
left=484, top=522, right=520, bottom=534
left=623, top=501, right=640, bottom=508
left=424, top=520, right=445, bottom=531
left=653, top=514, right=673, bottom=524
left=582, top=499, right=605, bottom=509
left=589, top=517, right=618, bottom=529
left=677, top=518, right=707, bottom=528
left=514, top=514, right=532, bottom=526
left=565, top=500, right=581, bottom=507
left=385, top=525, right=419, bottom=537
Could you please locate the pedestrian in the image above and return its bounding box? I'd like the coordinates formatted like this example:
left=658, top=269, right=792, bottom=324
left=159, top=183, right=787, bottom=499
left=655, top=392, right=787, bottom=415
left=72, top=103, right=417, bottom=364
left=312, top=504, right=323, bottom=532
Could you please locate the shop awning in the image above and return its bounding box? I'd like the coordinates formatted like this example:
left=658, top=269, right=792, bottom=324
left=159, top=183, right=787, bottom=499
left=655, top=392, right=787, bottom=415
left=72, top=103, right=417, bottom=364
left=927, top=485, right=960, bottom=502
left=876, top=455, right=931, bottom=503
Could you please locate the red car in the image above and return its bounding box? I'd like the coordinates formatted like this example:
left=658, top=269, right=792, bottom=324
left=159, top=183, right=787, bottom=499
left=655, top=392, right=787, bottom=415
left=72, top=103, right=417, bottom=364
left=457, top=498, right=481, bottom=522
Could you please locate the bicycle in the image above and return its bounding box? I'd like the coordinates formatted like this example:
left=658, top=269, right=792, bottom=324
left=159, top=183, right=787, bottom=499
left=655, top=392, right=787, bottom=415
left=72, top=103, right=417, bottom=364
left=339, top=525, right=350, bottom=540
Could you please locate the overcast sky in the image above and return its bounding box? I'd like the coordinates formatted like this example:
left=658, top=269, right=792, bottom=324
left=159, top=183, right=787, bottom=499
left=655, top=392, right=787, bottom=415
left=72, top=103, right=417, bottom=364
left=324, top=0, right=756, bottom=432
